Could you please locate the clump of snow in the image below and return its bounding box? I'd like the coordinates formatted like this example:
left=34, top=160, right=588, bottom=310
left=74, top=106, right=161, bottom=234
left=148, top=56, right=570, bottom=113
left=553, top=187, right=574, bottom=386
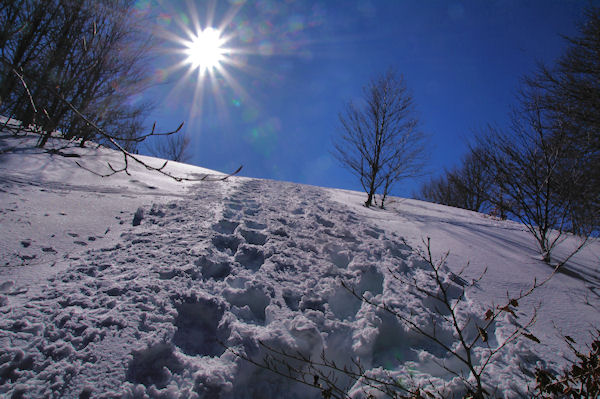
left=0, top=129, right=599, bottom=398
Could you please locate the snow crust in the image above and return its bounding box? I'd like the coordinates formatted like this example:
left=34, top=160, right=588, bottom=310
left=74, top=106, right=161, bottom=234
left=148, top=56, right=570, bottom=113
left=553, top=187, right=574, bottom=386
left=1, top=129, right=599, bottom=398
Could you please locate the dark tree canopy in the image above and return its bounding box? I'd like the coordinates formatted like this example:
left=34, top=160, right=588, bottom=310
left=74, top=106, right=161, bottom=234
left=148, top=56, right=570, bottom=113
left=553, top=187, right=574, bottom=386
left=525, top=7, right=600, bottom=237
left=0, top=0, right=155, bottom=150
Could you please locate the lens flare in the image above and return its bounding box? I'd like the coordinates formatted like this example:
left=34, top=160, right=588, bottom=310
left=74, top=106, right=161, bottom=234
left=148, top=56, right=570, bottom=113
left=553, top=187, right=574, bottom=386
left=154, top=0, right=327, bottom=128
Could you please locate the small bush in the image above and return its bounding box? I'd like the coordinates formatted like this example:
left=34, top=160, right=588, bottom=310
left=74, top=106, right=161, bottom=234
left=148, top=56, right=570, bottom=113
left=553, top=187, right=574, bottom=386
left=534, top=331, right=600, bottom=398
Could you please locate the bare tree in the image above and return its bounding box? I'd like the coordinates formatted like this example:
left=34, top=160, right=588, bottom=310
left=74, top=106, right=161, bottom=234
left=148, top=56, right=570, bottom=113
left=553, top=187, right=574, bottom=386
left=477, top=89, right=579, bottom=264
left=145, top=132, right=192, bottom=163
left=524, top=7, right=600, bottom=237
left=416, top=146, right=492, bottom=213
left=333, top=70, right=427, bottom=208
left=0, top=0, right=58, bottom=107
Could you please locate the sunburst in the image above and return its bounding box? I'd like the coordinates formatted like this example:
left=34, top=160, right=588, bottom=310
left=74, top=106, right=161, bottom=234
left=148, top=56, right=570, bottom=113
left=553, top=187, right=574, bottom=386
left=183, top=27, right=227, bottom=72
left=156, top=1, right=253, bottom=123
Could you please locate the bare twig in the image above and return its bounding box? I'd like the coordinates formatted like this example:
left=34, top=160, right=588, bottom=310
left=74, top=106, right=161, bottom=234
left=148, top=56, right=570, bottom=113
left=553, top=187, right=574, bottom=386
left=11, top=67, right=37, bottom=115
left=340, top=236, right=586, bottom=398
left=224, top=233, right=589, bottom=398
left=224, top=339, right=430, bottom=399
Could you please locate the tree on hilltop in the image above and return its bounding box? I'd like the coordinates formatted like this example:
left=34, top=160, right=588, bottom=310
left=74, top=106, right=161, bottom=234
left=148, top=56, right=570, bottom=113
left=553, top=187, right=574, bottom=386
left=333, top=69, right=427, bottom=208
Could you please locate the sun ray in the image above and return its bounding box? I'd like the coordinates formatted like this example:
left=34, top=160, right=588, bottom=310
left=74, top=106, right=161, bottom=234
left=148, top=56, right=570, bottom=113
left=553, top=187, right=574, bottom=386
left=216, top=67, right=254, bottom=108
left=203, top=0, right=217, bottom=31
left=217, top=2, right=243, bottom=33
left=209, top=71, right=228, bottom=122
left=189, top=68, right=205, bottom=122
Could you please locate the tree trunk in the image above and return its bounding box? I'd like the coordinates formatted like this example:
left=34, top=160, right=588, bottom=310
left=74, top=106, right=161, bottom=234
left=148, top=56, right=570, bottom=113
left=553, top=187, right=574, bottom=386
left=364, top=192, right=374, bottom=207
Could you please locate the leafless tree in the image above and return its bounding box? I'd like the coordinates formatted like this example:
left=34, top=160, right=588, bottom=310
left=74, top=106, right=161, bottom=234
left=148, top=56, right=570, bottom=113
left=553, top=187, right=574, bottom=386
left=476, top=88, right=581, bottom=264
left=419, top=8, right=599, bottom=261
left=524, top=7, right=600, bottom=237
left=333, top=70, right=427, bottom=208
left=145, top=132, right=193, bottom=163
left=416, top=146, right=492, bottom=213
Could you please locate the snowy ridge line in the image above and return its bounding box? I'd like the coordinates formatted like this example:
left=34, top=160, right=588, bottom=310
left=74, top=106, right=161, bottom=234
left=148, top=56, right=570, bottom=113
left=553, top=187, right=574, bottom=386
left=0, top=177, right=535, bottom=398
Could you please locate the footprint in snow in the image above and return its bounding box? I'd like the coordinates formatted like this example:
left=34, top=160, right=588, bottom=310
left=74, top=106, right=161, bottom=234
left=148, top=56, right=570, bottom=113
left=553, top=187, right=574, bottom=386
left=0, top=280, right=15, bottom=292
left=316, top=215, right=334, bottom=228
left=238, top=228, right=267, bottom=246
left=244, top=208, right=259, bottom=216
left=226, top=202, right=243, bottom=211
left=211, top=234, right=241, bottom=254
left=234, top=244, right=265, bottom=270
left=244, top=220, right=267, bottom=230
left=364, top=228, right=380, bottom=239
left=195, top=256, right=232, bottom=280
left=212, top=219, right=239, bottom=234
left=225, top=283, right=271, bottom=323
left=172, top=296, right=227, bottom=357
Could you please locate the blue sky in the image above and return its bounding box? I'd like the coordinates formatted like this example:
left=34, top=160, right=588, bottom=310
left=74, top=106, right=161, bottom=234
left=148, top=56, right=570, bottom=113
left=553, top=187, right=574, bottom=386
left=138, top=0, right=594, bottom=197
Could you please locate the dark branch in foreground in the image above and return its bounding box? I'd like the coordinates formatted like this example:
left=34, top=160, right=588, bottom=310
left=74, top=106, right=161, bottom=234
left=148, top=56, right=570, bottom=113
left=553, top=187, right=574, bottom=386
left=1, top=57, right=242, bottom=182
left=50, top=86, right=242, bottom=181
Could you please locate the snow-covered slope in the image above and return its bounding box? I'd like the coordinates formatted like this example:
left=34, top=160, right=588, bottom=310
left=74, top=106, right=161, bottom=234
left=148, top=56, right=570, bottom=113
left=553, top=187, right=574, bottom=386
left=1, top=128, right=598, bottom=398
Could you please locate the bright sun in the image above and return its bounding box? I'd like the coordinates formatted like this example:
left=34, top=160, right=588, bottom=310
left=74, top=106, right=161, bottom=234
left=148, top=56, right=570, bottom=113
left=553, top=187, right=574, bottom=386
left=184, top=28, right=226, bottom=72
left=159, top=2, right=252, bottom=121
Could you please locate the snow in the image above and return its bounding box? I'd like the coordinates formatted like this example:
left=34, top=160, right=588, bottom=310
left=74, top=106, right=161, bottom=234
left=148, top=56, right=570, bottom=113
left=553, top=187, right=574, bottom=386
left=1, top=125, right=599, bottom=398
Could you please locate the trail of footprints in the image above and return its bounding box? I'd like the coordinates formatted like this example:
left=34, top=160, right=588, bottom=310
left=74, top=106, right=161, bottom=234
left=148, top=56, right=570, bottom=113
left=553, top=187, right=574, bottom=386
left=0, top=178, right=481, bottom=398
left=132, top=178, right=404, bottom=393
